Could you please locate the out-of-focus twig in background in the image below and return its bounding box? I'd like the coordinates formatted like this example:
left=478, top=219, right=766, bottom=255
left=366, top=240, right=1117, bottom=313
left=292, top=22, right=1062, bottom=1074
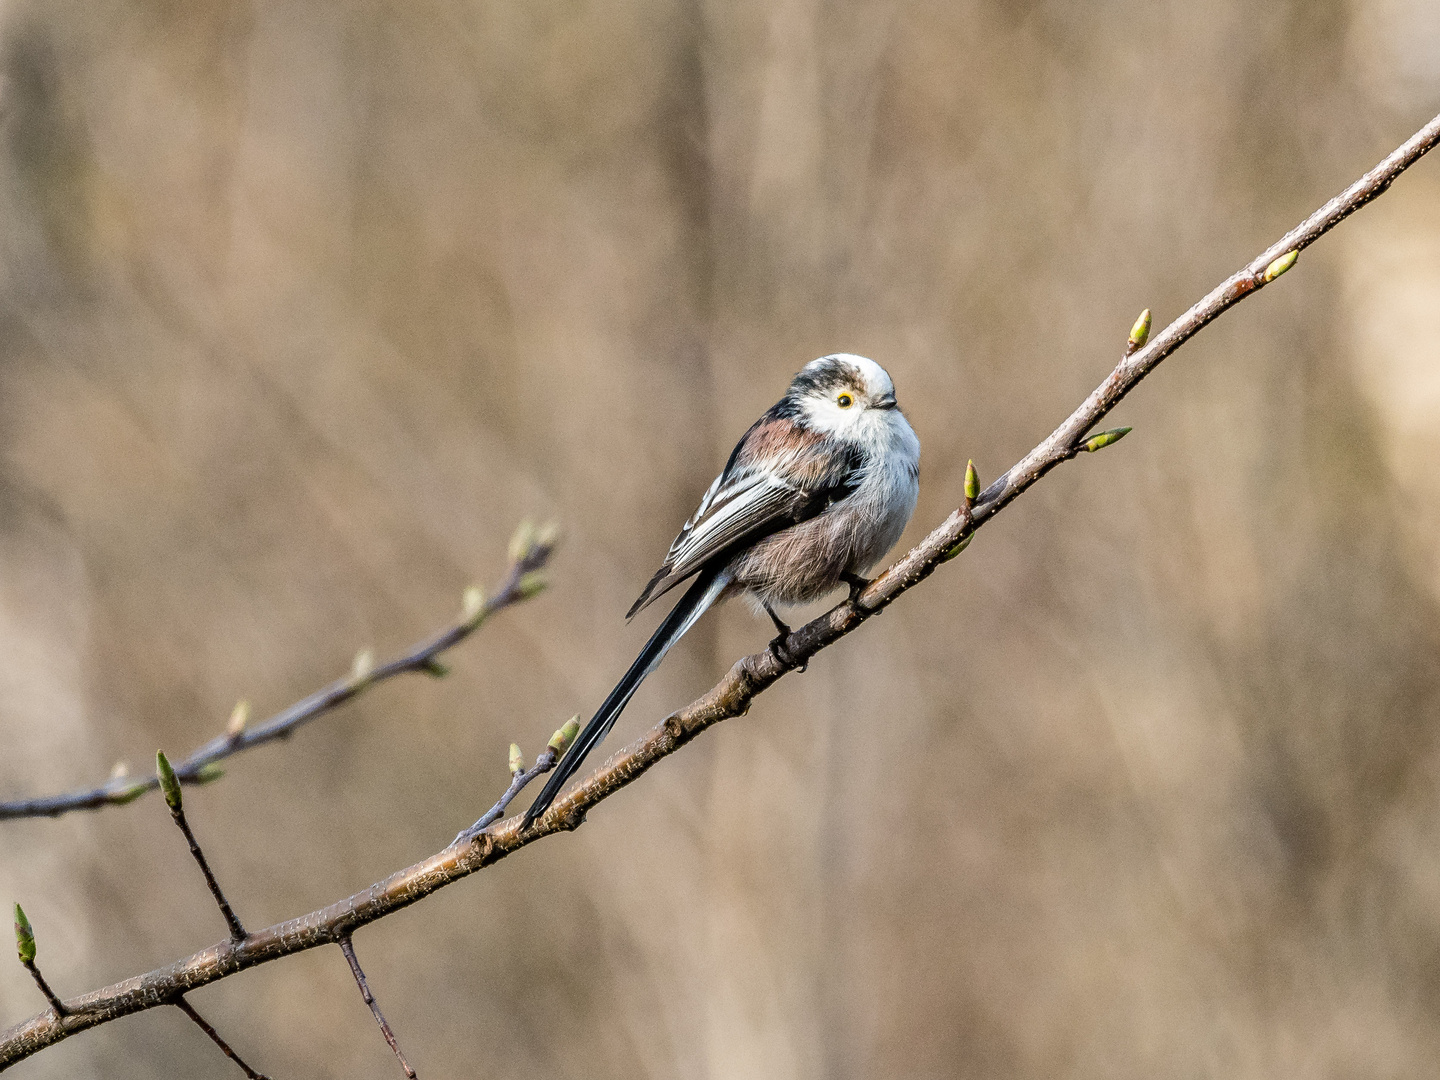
left=1, top=1, right=1440, bottom=1077
left=0, top=524, right=556, bottom=818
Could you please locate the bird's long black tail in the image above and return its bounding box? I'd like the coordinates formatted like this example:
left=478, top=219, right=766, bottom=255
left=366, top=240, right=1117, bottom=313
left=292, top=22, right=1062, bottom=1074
left=522, top=567, right=730, bottom=826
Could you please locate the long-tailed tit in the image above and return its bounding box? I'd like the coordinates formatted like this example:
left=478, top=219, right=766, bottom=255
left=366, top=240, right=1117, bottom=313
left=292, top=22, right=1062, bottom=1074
left=523, top=353, right=920, bottom=825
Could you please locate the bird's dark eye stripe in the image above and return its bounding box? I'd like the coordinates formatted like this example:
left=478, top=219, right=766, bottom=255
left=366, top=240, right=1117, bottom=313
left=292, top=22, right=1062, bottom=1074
left=790, top=363, right=852, bottom=397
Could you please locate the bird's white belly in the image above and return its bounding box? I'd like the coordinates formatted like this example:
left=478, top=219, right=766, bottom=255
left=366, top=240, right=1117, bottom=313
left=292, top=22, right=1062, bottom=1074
left=729, top=461, right=918, bottom=605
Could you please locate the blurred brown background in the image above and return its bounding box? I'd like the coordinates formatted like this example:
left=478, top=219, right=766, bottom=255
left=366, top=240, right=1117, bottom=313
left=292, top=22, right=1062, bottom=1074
left=1, top=0, right=1439, bottom=1076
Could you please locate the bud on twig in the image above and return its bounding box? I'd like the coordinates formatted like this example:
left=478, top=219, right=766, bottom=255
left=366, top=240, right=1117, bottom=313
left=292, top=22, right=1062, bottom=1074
left=194, top=763, right=225, bottom=785
left=461, top=585, right=486, bottom=626
left=14, top=904, right=35, bottom=965
left=113, top=782, right=150, bottom=805
left=14, top=903, right=66, bottom=1016
left=964, top=460, right=979, bottom=504
left=517, top=571, right=548, bottom=600
left=508, top=520, right=538, bottom=564
left=548, top=716, right=581, bottom=755
left=509, top=743, right=524, bottom=776
left=1127, top=308, right=1151, bottom=354
left=1263, top=249, right=1298, bottom=282
left=420, top=657, right=451, bottom=679
left=227, top=700, right=250, bottom=738
left=156, top=751, right=182, bottom=811
left=535, top=521, right=561, bottom=551
left=1079, top=427, right=1132, bottom=453
left=351, top=649, right=374, bottom=683
left=939, top=533, right=973, bottom=563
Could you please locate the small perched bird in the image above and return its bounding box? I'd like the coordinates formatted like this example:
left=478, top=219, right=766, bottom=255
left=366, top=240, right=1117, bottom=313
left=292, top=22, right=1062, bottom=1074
left=523, top=354, right=920, bottom=826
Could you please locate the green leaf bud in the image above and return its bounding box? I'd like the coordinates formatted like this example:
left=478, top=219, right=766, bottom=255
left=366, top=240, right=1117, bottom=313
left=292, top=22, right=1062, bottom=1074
left=1128, top=308, right=1151, bottom=352
left=14, top=904, right=35, bottom=965
left=517, top=571, right=548, bottom=600
left=549, top=716, right=581, bottom=755
left=939, top=533, right=974, bottom=562
left=508, top=520, right=538, bottom=564
left=156, top=751, right=182, bottom=811
left=227, top=700, right=250, bottom=738
left=194, top=763, right=225, bottom=785
left=1080, top=426, right=1132, bottom=453
left=462, top=585, right=486, bottom=625
left=1262, top=249, right=1298, bottom=283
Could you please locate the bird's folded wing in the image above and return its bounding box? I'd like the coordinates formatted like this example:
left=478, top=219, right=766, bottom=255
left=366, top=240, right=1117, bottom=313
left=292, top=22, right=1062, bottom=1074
left=626, top=465, right=807, bottom=617
left=668, top=468, right=803, bottom=575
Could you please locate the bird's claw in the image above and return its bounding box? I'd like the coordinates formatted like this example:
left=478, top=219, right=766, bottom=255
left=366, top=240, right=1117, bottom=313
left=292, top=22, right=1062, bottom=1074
left=768, top=633, right=807, bottom=673
left=762, top=601, right=806, bottom=671
left=841, top=572, right=871, bottom=604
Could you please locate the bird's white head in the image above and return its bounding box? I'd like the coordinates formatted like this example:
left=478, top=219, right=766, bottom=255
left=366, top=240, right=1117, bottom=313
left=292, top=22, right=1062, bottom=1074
left=786, top=353, right=903, bottom=440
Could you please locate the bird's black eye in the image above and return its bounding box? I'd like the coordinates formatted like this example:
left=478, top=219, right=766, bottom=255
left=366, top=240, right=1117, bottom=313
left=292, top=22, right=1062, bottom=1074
left=837, top=393, right=854, bottom=409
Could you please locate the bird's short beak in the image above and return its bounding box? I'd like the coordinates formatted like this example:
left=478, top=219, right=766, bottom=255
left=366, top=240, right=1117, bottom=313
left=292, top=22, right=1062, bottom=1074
left=875, top=394, right=898, bottom=410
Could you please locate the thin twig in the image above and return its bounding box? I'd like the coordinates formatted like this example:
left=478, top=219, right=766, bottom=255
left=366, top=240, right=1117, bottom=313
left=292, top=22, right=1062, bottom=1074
left=168, top=802, right=247, bottom=942
left=172, top=996, right=271, bottom=1080
left=19, top=961, right=65, bottom=1019
left=12, top=907, right=64, bottom=1017
left=1, top=110, right=1437, bottom=1072
left=338, top=934, right=417, bottom=1079
left=0, top=534, right=555, bottom=820
left=453, top=746, right=559, bottom=846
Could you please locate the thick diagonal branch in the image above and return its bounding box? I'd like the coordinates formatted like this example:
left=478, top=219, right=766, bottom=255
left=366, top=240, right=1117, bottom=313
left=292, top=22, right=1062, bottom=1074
left=2, top=109, right=1437, bottom=1071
